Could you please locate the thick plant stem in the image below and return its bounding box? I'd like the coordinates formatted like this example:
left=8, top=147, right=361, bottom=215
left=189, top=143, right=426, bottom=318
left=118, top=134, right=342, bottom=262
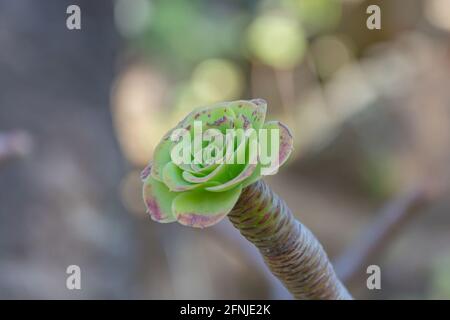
left=229, top=180, right=352, bottom=300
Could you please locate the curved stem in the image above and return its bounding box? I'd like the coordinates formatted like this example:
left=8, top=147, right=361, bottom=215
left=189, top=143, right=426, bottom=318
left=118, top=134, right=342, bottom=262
left=229, top=180, right=352, bottom=300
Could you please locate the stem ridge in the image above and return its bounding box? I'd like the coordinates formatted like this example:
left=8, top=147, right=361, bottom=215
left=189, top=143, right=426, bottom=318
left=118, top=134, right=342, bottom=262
left=229, top=180, right=352, bottom=300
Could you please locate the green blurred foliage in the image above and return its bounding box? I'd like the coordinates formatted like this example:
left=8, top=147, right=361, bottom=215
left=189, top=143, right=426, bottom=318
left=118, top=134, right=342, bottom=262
left=121, top=0, right=344, bottom=75
left=119, top=0, right=346, bottom=77
left=283, top=0, right=342, bottom=34
left=429, top=254, right=450, bottom=299
left=174, top=59, right=245, bottom=112
left=358, top=152, right=396, bottom=200
left=137, top=0, right=249, bottom=75
left=247, top=14, right=307, bottom=69
left=115, top=0, right=442, bottom=203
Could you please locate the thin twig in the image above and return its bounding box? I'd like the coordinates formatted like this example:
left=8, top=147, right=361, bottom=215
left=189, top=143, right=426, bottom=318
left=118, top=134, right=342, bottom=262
left=334, top=182, right=439, bottom=285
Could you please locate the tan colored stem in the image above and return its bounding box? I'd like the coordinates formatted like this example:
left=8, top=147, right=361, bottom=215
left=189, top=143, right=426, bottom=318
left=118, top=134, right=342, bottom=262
left=229, top=180, right=352, bottom=300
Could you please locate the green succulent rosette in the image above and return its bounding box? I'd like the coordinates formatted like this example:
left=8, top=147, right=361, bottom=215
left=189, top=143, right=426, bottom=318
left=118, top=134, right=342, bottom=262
left=141, top=99, right=293, bottom=228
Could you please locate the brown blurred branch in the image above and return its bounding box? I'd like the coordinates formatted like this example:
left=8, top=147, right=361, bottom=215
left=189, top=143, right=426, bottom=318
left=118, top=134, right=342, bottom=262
left=274, top=68, right=296, bottom=115
left=0, top=131, right=32, bottom=165
left=334, top=182, right=440, bottom=285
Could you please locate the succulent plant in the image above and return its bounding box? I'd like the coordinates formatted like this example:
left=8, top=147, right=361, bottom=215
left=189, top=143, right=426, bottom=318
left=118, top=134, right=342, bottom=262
left=141, top=99, right=293, bottom=228
left=141, top=99, right=352, bottom=299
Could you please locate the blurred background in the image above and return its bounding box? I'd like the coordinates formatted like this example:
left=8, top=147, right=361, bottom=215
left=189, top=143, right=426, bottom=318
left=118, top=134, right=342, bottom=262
left=1, top=0, right=450, bottom=299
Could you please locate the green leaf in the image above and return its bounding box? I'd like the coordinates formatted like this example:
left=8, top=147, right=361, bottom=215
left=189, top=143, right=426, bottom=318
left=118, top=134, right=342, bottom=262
left=189, top=161, right=219, bottom=176
left=241, top=163, right=262, bottom=188
left=143, top=168, right=177, bottom=223
left=172, top=185, right=243, bottom=228
left=162, top=161, right=200, bottom=191
left=151, top=137, right=176, bottom=181
left=205, top=163, right=256, bottom=192
left=181, top=133, right=234, bottom=183
left=260, top=121, right=293, bottom=175
left=182, top=162, right=227, bottom=183
left=178, top=101, right=237, bottom=133
left=230, top=99, right=267, bottom=129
